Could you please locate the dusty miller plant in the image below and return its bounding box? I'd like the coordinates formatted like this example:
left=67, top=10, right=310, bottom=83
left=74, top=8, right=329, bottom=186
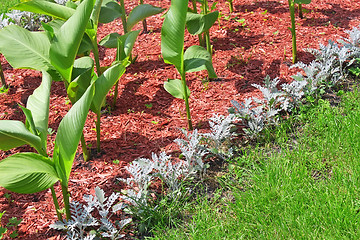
left=202, top=113, right=237, bottom=160
left=174, top=129, right=208, bottom=177
left=230, top=75, right=306, bottom=138
left=292, top=25, right=360, bottom=96
left=50, top=187, right=131, bottom=240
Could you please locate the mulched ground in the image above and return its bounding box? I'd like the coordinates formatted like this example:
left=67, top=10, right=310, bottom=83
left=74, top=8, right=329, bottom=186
left=0, top=0, right=359, bottom=238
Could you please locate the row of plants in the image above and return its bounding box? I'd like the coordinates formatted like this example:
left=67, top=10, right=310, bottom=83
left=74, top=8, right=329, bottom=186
left=0, top=0, right=359, bottom=238
left=38, top=24, right=360, bottom=238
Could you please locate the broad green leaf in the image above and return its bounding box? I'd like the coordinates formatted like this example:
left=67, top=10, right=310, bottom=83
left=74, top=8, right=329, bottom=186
left=12, top=0, right=75, bottom=20
left=164, top=79, right=190, bottom=100
left=294, top=0, right=311, bottom=4
left=50, top=0, right=95, bottom=82
left=26, top=71, right=52, bottom=147
left=91, top=0, right=104, bottom=28
left=126, top=4, right=165, bottom=32
left=0, top=25, right=51, bottom=71
left=66, top=0, right=78, bottom=9
left=78, top=32, right=94, bottom=56
left=99, top=0, right=122, bottom=24
left=19, top=105, right=37, bottom=136
left=0, top=153, right=59, bottom=194
left=184, top=45, right=217, bottom=78
left=161, top=0, right=189, bottom=72
left=0, top=121, right=44, bottom=155
left=54, top=83, right=95, bottom=182
left=67, top=57, right=94, bottom=103
left=186, top=11, right=219, bottom=35
left=91, top=61, right=127, bottom=113
left=99, top=30, right=140, bottom=61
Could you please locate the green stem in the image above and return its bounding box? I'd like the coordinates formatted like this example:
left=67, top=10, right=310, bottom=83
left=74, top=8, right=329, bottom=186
left=61, top=183, right=71, bottom=221
left=96, top=112, right=101, bottom=152
left=192, top=0, right=197, bottom=12
left=181, top=70, right=193, bottom=130
left=50, top=186, right=63, bottom=221
left=288, top=0, right=297, bottom=63
left=112, top=81, right=119, bottom=109
left=298, top=3, right=303, bottom=19
left=119, top=0, right=128, bottom=34
left=203, top=0, right=212, bottom=56
left=80, top=133, right=90, bottom=161
left=0, top=60, right=7, bottom=89
left=228, top=0, right=234, bottom=13
left=91, top=38, right=102, bottom=76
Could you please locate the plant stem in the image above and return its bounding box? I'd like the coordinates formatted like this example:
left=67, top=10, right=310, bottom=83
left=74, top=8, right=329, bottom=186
left=96, top=112, right=101, bottom=152
left=298, top=4, right=303, bottom=19
left=50, top=186, right=63, bottom=221
left=119, top=0, right=128, bottom=34
left=140, top=0, right=147, bottom=33
left=91, top=38, right=102, bottom=76
left=0, top=60, right=7, bottom=89
left=202, top=0, right=212, bottom=56
left=61, top=183, right=71, bottom=221
left=227, top=0, right=234, bottom=13
left=181, top=70, right=193, bottom=130
left=288, top=0, right=297, bottom=63
left=112, top=81, right=119, bottom=109
left=80, top=133, right=90, bottom=161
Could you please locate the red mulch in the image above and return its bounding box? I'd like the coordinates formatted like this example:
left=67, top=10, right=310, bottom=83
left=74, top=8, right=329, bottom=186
left=0, top=0, right=359, bottom=239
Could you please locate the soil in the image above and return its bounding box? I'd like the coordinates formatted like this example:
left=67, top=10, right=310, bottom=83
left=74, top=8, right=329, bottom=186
left=0, top=0, right=359, bottom=239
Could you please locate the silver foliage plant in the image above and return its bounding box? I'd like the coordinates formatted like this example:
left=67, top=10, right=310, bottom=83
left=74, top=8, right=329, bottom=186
left=50, top=187, right=131, bottom=240
left=118, top=116, right=239, bottom=215
left=0, top=0, right=67, bottom=30
left=231, top=25, right=360, bottom=138
left=231, top=75, right=306, bottom=137
left=292, top=24, right=360, bottom=94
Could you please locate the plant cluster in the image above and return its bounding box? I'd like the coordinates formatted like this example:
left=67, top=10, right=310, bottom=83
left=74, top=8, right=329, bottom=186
left=0, top=211, right=22, bottom=239
left=230, top=24, right=360, bottom=138
left=50, top=186, right=131, bottom=240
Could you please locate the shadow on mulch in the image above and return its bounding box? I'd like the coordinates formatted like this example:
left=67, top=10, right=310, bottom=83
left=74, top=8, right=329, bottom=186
left=235, top=1, right=289, bottom=15
left=302, top=3, right=360, bottom=29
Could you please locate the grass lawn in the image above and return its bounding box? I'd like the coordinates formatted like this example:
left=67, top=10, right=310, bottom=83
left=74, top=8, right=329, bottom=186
left=0, top=0, right=20, bottom=14
left=150, top=89, right=360, bottom=239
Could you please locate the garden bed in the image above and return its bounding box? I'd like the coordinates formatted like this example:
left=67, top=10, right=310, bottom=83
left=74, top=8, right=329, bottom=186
left=0, top=0, right=359, bottom=238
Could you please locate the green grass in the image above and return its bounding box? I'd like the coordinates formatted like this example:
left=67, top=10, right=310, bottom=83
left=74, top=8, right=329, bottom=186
left=150, top=89, right=360, bottom=239
left=0, top=0, right=20, bottom=14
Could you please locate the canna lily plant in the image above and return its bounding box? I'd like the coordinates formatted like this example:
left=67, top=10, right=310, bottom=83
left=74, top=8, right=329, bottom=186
left=0, top=72, right=95, bottom=221
left=161, top=0, right=217, bottom=130
left=98, top=0, right=165, bottom=107
left=187, top=0, right=219, bottom=57
left=0, top=0, right=127, bottom=154
left=288, top=0, right=311, bottom=63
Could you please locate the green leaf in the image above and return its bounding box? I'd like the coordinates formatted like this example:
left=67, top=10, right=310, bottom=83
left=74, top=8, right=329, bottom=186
left=91, top=61, right=127, bottom=113
left=12, top=0, right=75, bottom=20
left=0, top=153, right=59, bottom=194
left=50, top=0, right=95, bottom=82
left=67, top=56, right=94, bottom=103
left=0, top=25, right=51, bottom=71
left=161, top=0, right=189, bottom=72
left=126, top=4, right=165, bottom=32
left=99, top=30, right=140, bottom=61
left=19, top=105, right=37, bottom=136
left=99, top=0, right=122, bottom=24
left=54, top=83, right=95, bottom=182
left=26, top=71, right=52, bottom=148
left=184, top=45, right=217, bottom=78
left=164, top=79, right=190, bottom=100
left=0, top=121, right=44, bottom=155
left=294, top=0, right=311, bottom=4
left=186, top=11, right=219, bottom=35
